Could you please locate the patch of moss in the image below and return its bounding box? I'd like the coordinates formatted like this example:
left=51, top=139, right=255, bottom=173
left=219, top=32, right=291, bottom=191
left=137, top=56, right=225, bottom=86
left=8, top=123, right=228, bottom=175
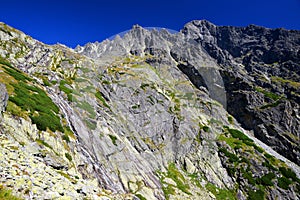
left=84, top=119, right=97, bottom=130
left=59, top=80, right=73, bottom=95
left=218, top=134, right=242, bottom=149
left=2, top=65, right=31, bottom=82
left=42, top=77, right=51, bottom=86
left=206, top=182, right=237, bottom=200
left=187, top=173, right=202, bottom=188
left=279, top=167, right=299, bottom=182
left=257, top=173, right=275, bottom=186
left=202, top=125, right=210, bottom=132
left=162, top=184, right=175, bottom=200
left=228, top=115, right=234, bottom=124
left=247, top=189, right=265, bottom=200
left=255, top=87, right=281, bottom=101
left=109, top=134, right=117, bottom=146
left=62, top=134, right=70, bottom=143
left=56, top=170, right=77, bottom=183
left=260, top=100, right=281, bottom=109
left=0, top=185, right=22, bottom=200
left=135, top=194, right=147, bottom=200
left=76, top=101, right=96, bottom=118
left=271, top=76, right=300, bottom=88
left=95, top=91, right=110, bottom=109
left=36, top=139, right=53, bottom=150
left=166, top=163, right=191, bottom=195
left=65, top=153, right=72, bottom=161
left=219, top=147, right=239, bottom=163
left=262, top=162, right=276, bottom=172
left=242, top=169, right=256, bottom=185
left=277, top=177, right=292, bottom=189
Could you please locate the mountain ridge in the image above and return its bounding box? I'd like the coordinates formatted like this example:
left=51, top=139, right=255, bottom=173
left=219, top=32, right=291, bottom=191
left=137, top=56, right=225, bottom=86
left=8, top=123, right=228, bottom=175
left=0, top=20, right=299, bottom=199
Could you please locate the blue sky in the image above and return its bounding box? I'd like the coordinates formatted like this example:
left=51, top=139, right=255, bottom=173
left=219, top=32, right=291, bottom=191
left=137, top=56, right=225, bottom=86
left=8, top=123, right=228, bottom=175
left=1, top=0, right=299, bottom=48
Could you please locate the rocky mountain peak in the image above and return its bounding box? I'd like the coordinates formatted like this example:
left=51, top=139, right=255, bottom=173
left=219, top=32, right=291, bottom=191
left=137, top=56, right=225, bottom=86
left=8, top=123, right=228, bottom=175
left=0, top=21, right=299, bottom=200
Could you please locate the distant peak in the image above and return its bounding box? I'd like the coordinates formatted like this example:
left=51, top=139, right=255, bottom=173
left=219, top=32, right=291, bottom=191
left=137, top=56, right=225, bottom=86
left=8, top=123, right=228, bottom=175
left=132, top=24, right=143, bottom=29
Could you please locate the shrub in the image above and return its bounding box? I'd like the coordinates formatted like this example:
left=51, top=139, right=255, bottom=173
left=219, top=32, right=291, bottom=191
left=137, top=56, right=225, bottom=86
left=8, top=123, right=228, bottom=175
left=59, top=80, right=73, bottom=95
left=279, top=167, right=298, bottom=182
left=228, top=116, right=234, bottom=124
left=248, top=189, right=265, bottom=200
left=95, top=91, right=110, bottom=109
left=257, top=173, right=275, bottom=186
left=242, top=170, right=256, bottom=185
left=109, top=134, right=118, bottom=146
left=202, top=126, right=210, bottom=132
left=0, top=56, right=13, bottom=67
left=278, top=177, right=292, bottom=189
left=3, top=65, right=31, bottom=81
left=219, top=147, right=239, bottom=163
left=62, top=134, right=70, bottom=142
left=65, top=153, right=72, bottom=161
left=8, top=81, right=62, bottom=132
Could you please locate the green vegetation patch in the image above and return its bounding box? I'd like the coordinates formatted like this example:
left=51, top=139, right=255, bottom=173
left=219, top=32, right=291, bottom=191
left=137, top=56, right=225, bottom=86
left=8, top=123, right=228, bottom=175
left=279, top=167, right=299, bottom=183
left=84, top=119, right=97, bottom=130
left=157, top=163, right=191, bottom=199
left=257, top=173, right=275, bottom=186
left=59, top=80, right=74, bottom=101
left=205, top=182, right=237, bottom=200
left=219, top=147, right=239, bottom=163
left=135, top=194, right=147, bottom=200
left=247, top=188, right=265, bottom=200
left=9, top=82, right=63, bottom=132
left=95, top=91, right=110, bottom=109
left=108, top=134, right=118, bottom=146
left=1, top=58, right=63, bottom=132
left=255, top=87, right=281, bottom=101
left=224, top=127, right=264, bottom=151
left=2, top=65, right=32, bottom=82
left=166, top=163, right=191, bottom=195
left=277, top=177, right=292, bottom=189
left=271, top=76, right=300, bottom=88
left=76, top=101, right=96, bottom=118
left=65, top=153, right=72, bottom=161
left=0, top=185, right=22, bottom=200
left=36, top=139, right=53, bottom=150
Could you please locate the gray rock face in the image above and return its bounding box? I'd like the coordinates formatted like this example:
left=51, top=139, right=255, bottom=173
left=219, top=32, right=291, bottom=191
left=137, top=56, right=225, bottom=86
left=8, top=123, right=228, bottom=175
left=182, top=20, right=300, bottom=165
left=0, top=83, right=8, bottom=113
left=0, top=21, right=300, bottom=199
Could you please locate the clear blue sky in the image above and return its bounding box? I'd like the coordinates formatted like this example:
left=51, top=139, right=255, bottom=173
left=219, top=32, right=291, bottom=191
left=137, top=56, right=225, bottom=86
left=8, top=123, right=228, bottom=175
left=1, top=0, right=299, bottom=48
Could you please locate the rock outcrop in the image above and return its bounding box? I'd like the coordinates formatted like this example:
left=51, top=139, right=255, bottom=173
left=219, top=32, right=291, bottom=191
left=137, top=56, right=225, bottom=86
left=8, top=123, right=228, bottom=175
left=0, top=21, right=299, bottom=200
left=0, top=83, right=8, bottom=113
left=182, top=20, right=300, bottom=165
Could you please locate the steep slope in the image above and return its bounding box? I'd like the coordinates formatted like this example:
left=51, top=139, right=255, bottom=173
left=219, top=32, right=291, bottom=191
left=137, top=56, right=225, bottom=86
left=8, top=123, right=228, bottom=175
left=182, top=20, right=300, bottom=165
left=0, top=21, right=299, bottom=200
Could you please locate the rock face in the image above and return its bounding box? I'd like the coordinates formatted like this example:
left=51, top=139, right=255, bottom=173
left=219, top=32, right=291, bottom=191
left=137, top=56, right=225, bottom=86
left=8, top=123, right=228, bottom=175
left=182, top=20, right=300, bottom=165
left=0, top=83, right=8, bottom=113
left=0, top=21, right=299, bottom=200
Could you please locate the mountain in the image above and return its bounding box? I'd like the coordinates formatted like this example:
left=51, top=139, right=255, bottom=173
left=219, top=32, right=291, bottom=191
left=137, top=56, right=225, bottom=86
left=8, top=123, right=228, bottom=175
left=0, top=20, right=299, bottom=200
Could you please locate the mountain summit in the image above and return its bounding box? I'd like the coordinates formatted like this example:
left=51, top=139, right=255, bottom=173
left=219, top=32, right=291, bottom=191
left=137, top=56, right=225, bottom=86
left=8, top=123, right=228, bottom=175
left=0, top=20, right=299, bottom=199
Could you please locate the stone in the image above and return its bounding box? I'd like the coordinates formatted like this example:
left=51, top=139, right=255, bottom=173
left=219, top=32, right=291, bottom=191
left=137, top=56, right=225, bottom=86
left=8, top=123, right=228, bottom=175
left=0, top=21, right=299, bottom=200
left=0, top=83, right=8, bottom=114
